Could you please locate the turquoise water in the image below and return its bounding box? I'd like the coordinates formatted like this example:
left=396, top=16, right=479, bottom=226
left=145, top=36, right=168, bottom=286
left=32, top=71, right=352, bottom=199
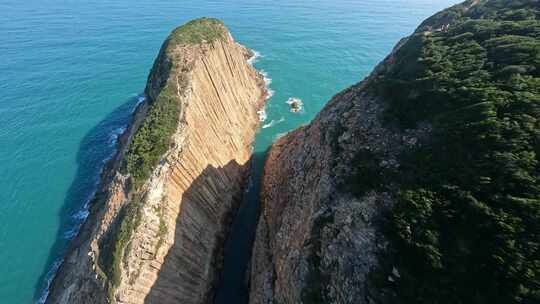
left=0, top=0, right=460, bottom=302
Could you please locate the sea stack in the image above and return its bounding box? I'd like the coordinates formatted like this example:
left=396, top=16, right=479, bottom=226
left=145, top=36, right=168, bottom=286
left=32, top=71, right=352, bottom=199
left=46, top=18, right=266, bottom=304
left=250, top=1, right=539, bottom=303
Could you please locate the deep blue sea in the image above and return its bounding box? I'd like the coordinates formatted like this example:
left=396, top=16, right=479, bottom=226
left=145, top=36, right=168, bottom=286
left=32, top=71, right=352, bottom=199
left=0, top=0, right=459, bottom=302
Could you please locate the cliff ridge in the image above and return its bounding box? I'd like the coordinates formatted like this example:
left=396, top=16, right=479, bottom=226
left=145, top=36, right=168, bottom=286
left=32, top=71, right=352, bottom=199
left=46, top=18, right=267, bottom=304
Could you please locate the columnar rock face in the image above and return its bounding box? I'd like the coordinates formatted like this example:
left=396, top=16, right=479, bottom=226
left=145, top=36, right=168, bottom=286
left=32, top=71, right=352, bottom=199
left=46, top=18, right=266, bottom=304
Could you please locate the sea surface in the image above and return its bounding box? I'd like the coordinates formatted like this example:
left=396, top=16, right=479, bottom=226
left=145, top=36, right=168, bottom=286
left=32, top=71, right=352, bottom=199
left=0, top=0, right=459, bottom=302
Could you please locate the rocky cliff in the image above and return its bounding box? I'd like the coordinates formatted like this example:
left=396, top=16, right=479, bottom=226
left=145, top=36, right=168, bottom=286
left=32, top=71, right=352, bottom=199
left=249, top=63, right=407, bottom=304
left=250, top=1, right=540, bottom=304
left=46, top=18, right=266, bottom=304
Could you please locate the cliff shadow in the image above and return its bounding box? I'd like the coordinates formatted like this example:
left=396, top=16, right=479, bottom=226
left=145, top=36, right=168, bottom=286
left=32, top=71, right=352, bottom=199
left=214, top=151, right=267, bottom=304
left=144, top=151, right=266, bottom=304
left=34, top=95, right=142, bottom=302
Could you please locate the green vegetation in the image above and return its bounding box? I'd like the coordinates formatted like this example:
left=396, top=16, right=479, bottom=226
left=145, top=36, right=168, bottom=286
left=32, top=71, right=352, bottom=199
left=154, top=204, right=168, bottom=257
left=167, top=18, right=225, bottom=46
left=125, top=83, right=180, bottom=187
left=99, top=195, right=143, bottom=288
left=362, top=1, right=540, bottom=303
left=125, top=18, right=225, bottom=187
left=346, top=149, right=396, bottom=194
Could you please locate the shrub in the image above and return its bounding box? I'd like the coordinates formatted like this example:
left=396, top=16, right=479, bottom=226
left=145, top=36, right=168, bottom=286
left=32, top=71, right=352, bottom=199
left=362, top=1, right=540, bottom=303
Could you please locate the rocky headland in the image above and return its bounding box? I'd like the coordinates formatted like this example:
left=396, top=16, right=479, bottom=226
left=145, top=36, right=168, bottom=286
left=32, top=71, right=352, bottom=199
left=46, top=18, right=266, bottom=304
left=250, top=1, right=539, bottom=303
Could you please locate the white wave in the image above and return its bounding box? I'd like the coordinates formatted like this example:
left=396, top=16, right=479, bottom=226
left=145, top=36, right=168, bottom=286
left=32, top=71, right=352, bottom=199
left=247, top=50, right=261, bottom=65
left=37, top=93, right=142, bottom=303
left=136, top=94, right=146, bottom=104
left=248, top=51, right=275, bottom=101
left=274, top=132, right=287, bottom=141
left=262, top=117, right=285, bottom=129
left=132, top=94, right=146, bottom=113
left=286, top=97, right=304, bottom=113
left=286, top=97, right=303, bottom=105
left=72, top=208, right=90, bottom=221
left=108, top=126, right=127, bottom=147
left=260, top=70, right=272, bottom=86
left=259, top=70, right=275, bottom=100
left=64, top=188, right=96, bottom=240
left=257, top=109, right=268, bottom=122
left=63, top=227, right=79, bottom=240
left=266, top=88, right=275, bottom=99
left=36, top=259, right=63, bottom=304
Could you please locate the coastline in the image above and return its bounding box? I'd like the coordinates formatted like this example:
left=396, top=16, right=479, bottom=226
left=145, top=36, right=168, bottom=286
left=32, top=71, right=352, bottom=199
left=38, top=96, right=150, bottom=303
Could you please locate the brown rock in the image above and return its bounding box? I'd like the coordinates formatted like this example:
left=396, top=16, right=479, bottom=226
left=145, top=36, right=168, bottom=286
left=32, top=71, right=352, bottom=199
left=249, top=32, right=431, bottom=304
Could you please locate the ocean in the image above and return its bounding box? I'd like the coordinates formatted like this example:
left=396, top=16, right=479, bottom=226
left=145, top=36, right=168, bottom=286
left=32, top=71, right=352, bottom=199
left=0, top=0, right=459, bottom=302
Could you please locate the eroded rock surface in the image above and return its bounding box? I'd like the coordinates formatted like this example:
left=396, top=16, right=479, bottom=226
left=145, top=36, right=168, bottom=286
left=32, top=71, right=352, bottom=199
left=249, top=83, right=426, bottom=304
left=248, top=4, right=462, bottom=304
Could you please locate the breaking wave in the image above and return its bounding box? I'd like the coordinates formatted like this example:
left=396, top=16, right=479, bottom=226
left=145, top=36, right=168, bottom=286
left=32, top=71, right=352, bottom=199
left=262, top=117, right=285, bottom=129
left=37, top=94, right=146, bottom=304
left=247, top=50, right=261, bottom=65
left=286, top=97, right=303, bottom=113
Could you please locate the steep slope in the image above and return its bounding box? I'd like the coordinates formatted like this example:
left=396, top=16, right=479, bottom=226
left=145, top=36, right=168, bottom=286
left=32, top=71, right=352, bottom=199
left=250, top=1, right=539, bottom=304
left=46, top=18, right=266, bottom=304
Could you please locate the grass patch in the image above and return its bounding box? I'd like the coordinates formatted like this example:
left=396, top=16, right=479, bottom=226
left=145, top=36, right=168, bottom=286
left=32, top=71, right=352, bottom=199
left=154, top=204, right=168, bottom=257
left=99, top=195, right=143, bottom=289
left=167, top=18, right=225, bottom=46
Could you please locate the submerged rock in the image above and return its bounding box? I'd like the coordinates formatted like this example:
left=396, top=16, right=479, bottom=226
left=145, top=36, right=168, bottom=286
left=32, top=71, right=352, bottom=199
left=286, top=97, right=303, bottom=113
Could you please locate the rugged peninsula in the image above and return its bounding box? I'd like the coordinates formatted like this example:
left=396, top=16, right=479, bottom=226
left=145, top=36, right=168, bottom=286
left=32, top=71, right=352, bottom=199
left=250, top=1, right=539, bottom=303
left=46, top=18, right=266, bottom=304
left=45, top=1, right=540, bottom=304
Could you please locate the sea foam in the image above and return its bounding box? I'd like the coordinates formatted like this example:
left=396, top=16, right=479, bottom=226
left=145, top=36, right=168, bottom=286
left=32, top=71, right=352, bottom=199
left=257, top=109, right=268, bottom=122
left=286, top=97, right=304, bottom=113
left=132, top=94, right=146, bottom=113
left=260, top=70, right=275, bottom=99
left=262, top=117, right=285, bottom=129
left=108, top=126, right=127, bottom=147
left=247, top=50, right=261, bottom=65
left=250, top=52, right=276, bottom=124
left=274, top=132, right=288, bottom=141
left=37, top=259, right=63, bottom=304
left=38, top=94, right=143, bottom=304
